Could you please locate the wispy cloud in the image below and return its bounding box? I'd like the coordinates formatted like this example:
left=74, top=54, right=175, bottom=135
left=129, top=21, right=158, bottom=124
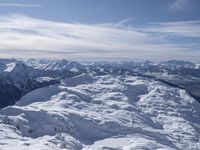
left=141, top=21, right=200, bottom=38
left=114, top=18, right=134, bottom=27
left=0, top=3, right=42, bottom=8
left=170, top=0, right=189, bottom=11
left=0, top=14, right=199, bottom=61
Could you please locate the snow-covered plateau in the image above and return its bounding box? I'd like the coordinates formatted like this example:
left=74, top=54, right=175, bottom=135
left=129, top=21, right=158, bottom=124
left=0, top=74, right=200, bottom=150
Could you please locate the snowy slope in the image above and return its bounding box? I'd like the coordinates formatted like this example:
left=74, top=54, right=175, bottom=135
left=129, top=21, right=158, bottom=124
left=196, top=63, right=200, bottom=69
left=0, top=74, right=200, bottom=149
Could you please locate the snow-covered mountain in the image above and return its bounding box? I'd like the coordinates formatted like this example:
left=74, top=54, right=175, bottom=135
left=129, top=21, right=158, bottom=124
left=0, top=59, right=199, bottom=108
left=0, top=59, right=83, bottom=108
left=160, top=60, right=196, bottom=69
left=0, top=74, right=200, bottom=149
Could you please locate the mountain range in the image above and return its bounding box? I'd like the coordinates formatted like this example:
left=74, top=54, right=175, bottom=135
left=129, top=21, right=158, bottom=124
left=0, top=59, right=200, bottom=149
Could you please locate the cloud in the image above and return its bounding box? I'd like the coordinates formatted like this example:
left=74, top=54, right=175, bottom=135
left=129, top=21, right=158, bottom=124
left=0, top=3, right=42, bottom=8
left=170, top=0, right=189, bottom=11
left=0, top=14, right=199, bottom=61
left=114, top=18, right=134, bottom=27
left=141, top=21, right=200, bottom=38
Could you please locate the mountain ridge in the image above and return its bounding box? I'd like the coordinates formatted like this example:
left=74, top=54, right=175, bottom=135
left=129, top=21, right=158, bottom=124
left=0, top=58, right=199, bottom=108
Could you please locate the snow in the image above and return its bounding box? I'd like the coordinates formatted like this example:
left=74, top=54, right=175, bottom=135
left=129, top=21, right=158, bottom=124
left=0, top=124, right=82, bottom=150
left=195, top=63, right=200, bottom=69
left=83, top=134, right=177, bottom=150
left=4, top=63, right=16, bottom=72
left=44, top=59, right=83, bottom=71
left=22, top=59, right=52, bottom=70
left=0, top=75, right=200, bottom=149
left=35, top=76, right=56, bottom=83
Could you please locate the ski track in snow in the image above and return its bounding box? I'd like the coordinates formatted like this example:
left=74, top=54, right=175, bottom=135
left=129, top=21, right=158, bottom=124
left=0, top=74, right=200, bottom=150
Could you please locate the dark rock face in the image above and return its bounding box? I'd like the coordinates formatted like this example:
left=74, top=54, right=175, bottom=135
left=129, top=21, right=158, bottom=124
left=0, top=79, right=22, bottom=108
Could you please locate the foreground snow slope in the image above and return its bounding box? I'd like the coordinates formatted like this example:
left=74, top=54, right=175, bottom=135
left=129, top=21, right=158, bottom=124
left=0, top=74, right=200, bottom=150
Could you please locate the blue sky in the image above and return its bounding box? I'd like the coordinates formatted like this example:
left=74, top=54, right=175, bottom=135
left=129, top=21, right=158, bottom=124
left=0, top=0, right=199, bottom=61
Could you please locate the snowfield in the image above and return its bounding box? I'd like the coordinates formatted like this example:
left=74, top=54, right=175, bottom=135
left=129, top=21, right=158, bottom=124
left=0, top=74, right=200, bottom=150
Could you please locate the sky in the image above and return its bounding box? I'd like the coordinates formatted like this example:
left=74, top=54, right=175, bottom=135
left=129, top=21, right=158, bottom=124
left=0, top=0, right=199, bottom=62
